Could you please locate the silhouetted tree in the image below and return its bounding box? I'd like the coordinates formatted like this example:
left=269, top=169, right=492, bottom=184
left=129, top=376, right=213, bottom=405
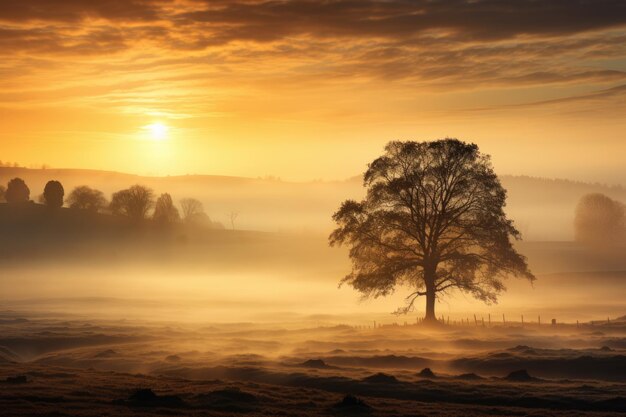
left=574, top=193, right=625, bottom=246
left=180, top=198, right=204, bottom=223
left=0, top=185, right=5, bottom=202
left=67, top=186, right=107, bottom=212
left=5, top=178, right=30, bottom=203
left=330, top=139, right=534, bottom=323
left=229, top=210, right=239, bottom=230
left=43, top=180, right=64, bottom=208
left=110, top=185, right=155, bottom=221
left=153, top=193, right=180, bottom=225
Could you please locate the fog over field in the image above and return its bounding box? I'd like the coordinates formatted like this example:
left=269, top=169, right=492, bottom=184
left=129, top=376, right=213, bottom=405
left=1, top=167, right=625, bottom=326
left=1, top=164, right=625, bottom=416
left=2, top=0, right=626, bottom=413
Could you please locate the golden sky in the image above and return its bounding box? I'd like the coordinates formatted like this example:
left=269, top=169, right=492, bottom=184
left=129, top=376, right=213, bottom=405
left=1, top=0, right=625, bottom=183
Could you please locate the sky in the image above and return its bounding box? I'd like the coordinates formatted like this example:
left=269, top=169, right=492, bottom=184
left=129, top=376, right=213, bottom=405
left=0, top=0, right=625, bottom=183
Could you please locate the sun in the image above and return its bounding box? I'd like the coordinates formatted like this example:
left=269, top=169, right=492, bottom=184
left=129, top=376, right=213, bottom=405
left=144, top=122, right=169, bottom=140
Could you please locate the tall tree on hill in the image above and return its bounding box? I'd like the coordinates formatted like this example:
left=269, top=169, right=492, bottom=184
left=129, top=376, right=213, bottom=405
left=0, top=185, right=5, bottom=202
left=330, top=139, right=534, bottom=323
left=43, top=180, right=64, bottom=208
left=5, top=178, right=30, bottom=203
left=153, top=193, right=180, bottom=225
left=67, top=186, right=108, bottom=212
left=110, top=185, right=155, bottom=221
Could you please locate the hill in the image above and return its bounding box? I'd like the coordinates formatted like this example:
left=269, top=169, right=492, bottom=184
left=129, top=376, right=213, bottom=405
left=1, top=167, right=624, bottom=240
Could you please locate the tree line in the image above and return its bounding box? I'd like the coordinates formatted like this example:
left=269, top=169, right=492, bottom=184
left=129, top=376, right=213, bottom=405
left=0, top=177, right=223, bottom=228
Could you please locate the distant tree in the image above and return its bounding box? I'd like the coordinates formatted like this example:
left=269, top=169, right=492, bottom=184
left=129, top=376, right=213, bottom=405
left=43, top=180, right=64, bottom=208
left=330, top=139, right=534, bottom=323
left=574, top=193, right=625, bottom=246
left=153, top=193, right=180, bottom=225
left=228, top=210, right=239, bottom=230
left=110, top=185, right=155, bottom=221
left=67, top=186, right=107, bottom=212
left=180, top=198, right=204, bottom=223
left=0, top=185, right=5, bottom=202
left=190, top=211, right=212, bottom=226
left=5, top=178, right=30, bottom=203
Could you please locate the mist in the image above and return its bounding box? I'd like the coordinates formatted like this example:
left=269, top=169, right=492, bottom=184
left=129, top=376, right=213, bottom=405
left=1, top=161, right=625, bottom=417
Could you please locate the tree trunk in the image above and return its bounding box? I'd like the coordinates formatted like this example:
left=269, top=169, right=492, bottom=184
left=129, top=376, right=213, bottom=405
left=423, top=264, right=438, bottom=323
left=424, top=290, right=436, bottom=322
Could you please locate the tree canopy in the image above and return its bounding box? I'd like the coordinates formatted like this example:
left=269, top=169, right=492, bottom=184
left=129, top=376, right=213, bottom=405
left=67, top=186, right=108, bottom=212
left=180, top=198, right=204, bottom=223
left=43, top=180, right=64, bottom=208
left=330, top=139, right=534, bottom=322
left=574, top=193, right=625, bottom=246
left=5, top=178, right=30, bottom=203
left=153, top=193, right=181, bottom=225
left=110, top=185, right=155, bottom=221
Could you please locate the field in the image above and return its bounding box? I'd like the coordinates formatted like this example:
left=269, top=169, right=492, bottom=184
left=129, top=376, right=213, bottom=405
left=1, top=308, right=625, bottom=416
left=0, top=207, right=624, bottom=416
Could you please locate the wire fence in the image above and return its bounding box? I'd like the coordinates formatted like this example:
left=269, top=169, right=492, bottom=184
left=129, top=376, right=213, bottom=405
left=348, top=314, right=619, bottom=330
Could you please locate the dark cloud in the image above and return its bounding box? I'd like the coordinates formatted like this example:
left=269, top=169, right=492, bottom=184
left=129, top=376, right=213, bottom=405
left=178, top=0, right=626, bottom=44
left=2, top=1, right=625, bottom=42
left=0, top=0, right=625, bottom=109
left=0, top=25, right=172, bottom=55
left=0, top=0, right=170, bottom=23
left=0, top=26, right=126, bottom=54
left=337, top=32, right=626, bottom=86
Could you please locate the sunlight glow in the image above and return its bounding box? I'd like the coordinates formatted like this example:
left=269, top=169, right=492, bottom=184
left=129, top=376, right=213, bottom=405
left=144, top=122, right=169, bottom=141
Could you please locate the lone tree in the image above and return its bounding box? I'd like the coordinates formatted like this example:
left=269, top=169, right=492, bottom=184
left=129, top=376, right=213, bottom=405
left=5, top=178, right=30, bottom=203
left=67, top=186, right=107, bottom=212
left=110, top=185, right=155, bottom=221
left=153, top=193, right=180, bottom=225
left=0, top=185, right=5, bottom=202
left=574, top=193, right=625, bottom=246
left=43, top=180, right=64, bottom=208
left=330, top=139, right=534, bottom=323
left=228, top=211, right=239, bottom=231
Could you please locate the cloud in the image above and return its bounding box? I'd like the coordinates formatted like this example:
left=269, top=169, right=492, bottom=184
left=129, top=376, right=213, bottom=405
left=0, top=26, right=129, bottom=55
left=0, top=0, right=169, bottom=23
left=0, top=0, right=625, bottom=119
left=3, top=0, right=626, bottom=45
left=176, top=0, right=626, bottom=43
left=513, top=83, right=626, bottom=107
